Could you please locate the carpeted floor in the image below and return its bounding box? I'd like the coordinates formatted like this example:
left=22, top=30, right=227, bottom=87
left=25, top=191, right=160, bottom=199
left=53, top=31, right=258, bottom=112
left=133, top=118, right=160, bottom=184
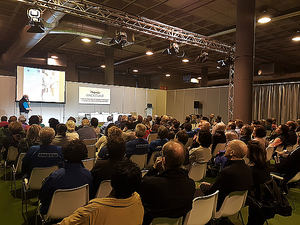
left=0, top=168, right=299, bottom=225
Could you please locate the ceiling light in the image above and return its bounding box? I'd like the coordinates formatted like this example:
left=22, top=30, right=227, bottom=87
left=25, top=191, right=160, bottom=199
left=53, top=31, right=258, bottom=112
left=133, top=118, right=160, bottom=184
left=292, top=31, right=300, bottom=42
left=133, top=69, right=138, bottom=73
left=101, top=64, right=106, bottom=68
left=51, top=55, right=58, bottom=59
left=197, top=77, right=202, bottom=80
left=258, top=69, right=262, bottom=75
left=182, top=58, right=189, bottom=63
left=165, top=74, right=171, bottom=77
left=81, top=38, right=91, bottom=43
left=190, top=78, right=199, bottom=84
left=27, top=8, right=44, bottom=33
left=258, top=16, right=271, bottom=24
left=146, top=50, right=154, bottom=56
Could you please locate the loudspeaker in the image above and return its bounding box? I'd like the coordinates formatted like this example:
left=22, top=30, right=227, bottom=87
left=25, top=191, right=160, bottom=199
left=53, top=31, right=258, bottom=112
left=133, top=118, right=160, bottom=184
left=147, top=103, right=153, bottom=108
left=194, top=101, right=201, bottom=109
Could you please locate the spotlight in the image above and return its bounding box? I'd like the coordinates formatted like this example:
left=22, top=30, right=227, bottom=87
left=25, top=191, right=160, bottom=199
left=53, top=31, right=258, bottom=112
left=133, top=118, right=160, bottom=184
left=133, top=69, right=138, bottom=73
left=197, top=77, right=202, bottom=80
left=101, top=64, right=106, bottom=68
left=165, top=74, right=171, bottom=77
left=51, top=55, right=58, bottom=59
left=146, top=50, right=154, bottom=56
left=81, top=38, right=91, bottom=43
left=182, top=58, right=189, bottom=63
left=162, top=42, right=185, bottom=57
left=292, top=31, right=300, bottom=42
left=109, top=31, right=128, bottom=48
left=190, top=78, right=199, bottom=84
left=27, top=8, right=44, bottom=33
left=195, top=51, right=208, bottom=63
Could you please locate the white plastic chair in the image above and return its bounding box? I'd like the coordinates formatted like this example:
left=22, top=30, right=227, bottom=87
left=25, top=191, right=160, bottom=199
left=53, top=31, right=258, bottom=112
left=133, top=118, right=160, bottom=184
left=37, top=184, right=89, bottom=224
left=212, top=143, right=226, bottom=157
left=271, top=172, right=300, bottom=184
left=86, top=145, right=96, bottom=158
left=213, top=191, right=248, bottom=225
left=188, top=162, right=207, bottom=182
left=266, top=146, right=274, bottom=161
left=130, top=154, right=147, bottom=169
left=148, top=133, right=158, bottom=144
left=83, top=138, right=97, bottom=145
left=96, top=180, right=112, bottom=198
left=22, top=166, right=58, bottom=213
left=183, top=191, right=219, bottom=225
left=82, top=158, right=95, bottom=171
left=151, top=217, right=183, bottom=225
left=11, top=153, right=26, bottom=196
left=4, top=146, right=19, bottom=180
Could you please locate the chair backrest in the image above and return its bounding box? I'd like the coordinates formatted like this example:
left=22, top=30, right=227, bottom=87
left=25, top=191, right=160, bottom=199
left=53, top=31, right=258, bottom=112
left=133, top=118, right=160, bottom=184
left=147, top=153, right=155, bottom=168
left=183, top=191, right=219, bottom=225
left=96, top=180, right=112, bottom=198
left=82, top=158, right=95, bottom=171
left=213, top=191, right=248, bottom=219
left=151, top=217, right=183, bottom=225
left=212, top=143, right=226, bottom=157
left=148, top=133, right=158, bottom=144
left=185, top=138, right=193, bottom=149
left=288, top=172, right=300, bottom=184
left=7, top=146, right=19, bottom=162
left=86, top=145, right=96, bottom=158
left=130, top=154, right=147, bottom=169
left=29, top=166, right=58, bottom=190
left=188, top=162, right=207, bottom=182
left=266, top=146, right=274, bottom=161
left=83, top=138, right=97, bottom=145
left=16, top=153, right=26, bottom=173
left=45, top=184, right=89, bottom=220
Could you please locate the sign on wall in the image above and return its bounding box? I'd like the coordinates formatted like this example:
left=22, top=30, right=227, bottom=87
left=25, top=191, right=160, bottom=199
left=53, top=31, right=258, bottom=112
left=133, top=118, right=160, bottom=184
left=79, top=86, right=110, bottom=104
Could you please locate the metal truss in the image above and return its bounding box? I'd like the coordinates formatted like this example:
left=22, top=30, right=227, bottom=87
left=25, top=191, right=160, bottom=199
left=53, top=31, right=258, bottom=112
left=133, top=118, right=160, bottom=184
left=228, top=63, right=234, bottom=121
left=19, top=0, right=234, bottom=54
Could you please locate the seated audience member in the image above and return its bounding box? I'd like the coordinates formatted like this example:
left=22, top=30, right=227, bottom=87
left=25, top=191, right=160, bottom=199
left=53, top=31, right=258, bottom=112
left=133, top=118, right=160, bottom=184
left=247, top=141, right=271, bottom=225
left=77, top=118, right=97, bottom=140
left=266, top=119, right=273, bottom=131
left=126, top=124, right=149, bottom=158
left=175, top=130, right=189, bottom=166
left=226, top=121, right=237, bottom=134
left=240, top=125, right=253, bottom=144
left=66, top=120, right=79, bottom=140
left=180, top=116, right=191, bottom=130
left=51, top=123, right=71, bottom=147
left=91, top=117, right=100, bottom=136
left=296, top=119, right=300, bottom=132
left=38, top=115, right=45, bottom=128
left=235, top=119, right=244, bottom=137
left=115, top=115, right=122, bottom=128
left=286, top=121, right=297, bottom=146
left=60, top=160, right=144, bottom=225
left=28, top=115, right=40, bottom=126
left=101, top=116, right=114, bottom=134
left=225, top=130, right=239, bottom=143
left=22, top=127, right=63, bottom=177
left=199, top=120, right=211, bottom=132
left=189, top=130, right=212, bottom=163
left=184, top=123, right=194, bottom=138
left=211, top=122, right=226, bottom=154
left=269, top=124, right=289, bottom=148
left=92, top=137, right=126, bottom=192
left=209, top=113, right=215, bottom=125
left=253, top=125, right=268, bottom=150
left=140, top=141, right=195, bottom=225
left=168, top=131, right=176, bottom=140
left=2, top=122, right=24, bottom=159
left=170, top=120, right=180, bottom=135
left=39, top=140, right=93, bottom=215
left=18, top=115, right=28, bottom=130
left=95, top=123, right=115, bottom=152
left=49, top=118, right=60, bottom=134
left=0, top=116, right=9, bottom=128
left=18, top=124, right=41, bottom=153
left=148, top=125, right=169, bottom=160
left=8, top=116, right=17, bottom=123
left=201, top=140, right=253, bottom=210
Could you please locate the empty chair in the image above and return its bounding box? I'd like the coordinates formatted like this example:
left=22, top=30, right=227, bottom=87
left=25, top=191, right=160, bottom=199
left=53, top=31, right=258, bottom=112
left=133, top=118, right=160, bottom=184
left=82, top=158, right=95, bottom=171
left=213, top=191, right=248, bottom=224
left=37, top=184, right=89, bottom=224
left=11, top=153, right=26, bottom=196
left=212, top=143, right=226, bottom=157
left=86, top=145, right=96, bottom=158
left=130, top=154, right=147, bottom=170
left=183, top=191, right=219, bottom=225
left=188, top=162, right=207, bottom=182
left=83, top=138, right=97, bottom=145
left=266, top=146, right=274, bottom=161
left=96, top=180, right=112, bottom=198
left=151, top=217, right=183, bottom=225
left=4, top=146, right=19, bottom=180
left=147, top=133, right=158, bottom=144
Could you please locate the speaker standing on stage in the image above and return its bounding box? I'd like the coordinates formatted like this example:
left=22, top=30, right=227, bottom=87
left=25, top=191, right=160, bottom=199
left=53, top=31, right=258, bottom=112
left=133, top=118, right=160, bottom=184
left=19, top=95, right=31, bottom=119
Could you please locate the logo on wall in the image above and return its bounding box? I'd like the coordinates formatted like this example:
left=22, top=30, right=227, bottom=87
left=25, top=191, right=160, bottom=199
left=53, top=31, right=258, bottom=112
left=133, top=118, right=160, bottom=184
left=79, top=87, right=110, bottom=104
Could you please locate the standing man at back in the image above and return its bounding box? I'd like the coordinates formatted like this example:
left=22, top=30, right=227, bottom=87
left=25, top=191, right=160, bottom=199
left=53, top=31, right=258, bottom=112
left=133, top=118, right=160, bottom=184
left=140, top=141, right=195, bottom=225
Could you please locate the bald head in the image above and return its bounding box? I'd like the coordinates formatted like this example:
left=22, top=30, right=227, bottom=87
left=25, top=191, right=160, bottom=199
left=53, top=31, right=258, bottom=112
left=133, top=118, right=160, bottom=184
left=162, top=141, right=185, bottom=169
left=225, top=140, right=248, bottom=159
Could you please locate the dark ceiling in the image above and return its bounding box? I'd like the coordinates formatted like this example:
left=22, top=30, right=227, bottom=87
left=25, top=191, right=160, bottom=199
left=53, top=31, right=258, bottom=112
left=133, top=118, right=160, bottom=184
left=0, top=0, right=300, bottom=89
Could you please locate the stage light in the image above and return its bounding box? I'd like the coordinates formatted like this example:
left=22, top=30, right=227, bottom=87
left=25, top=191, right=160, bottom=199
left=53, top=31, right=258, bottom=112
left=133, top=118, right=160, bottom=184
left=195, top=51, right=208, bottom=63
left=190, top=78, right=199, bottom=84
left=51, top=55, right=58, bottom=59
left=292, top=31, right=300, bottom=42
left=101, top=64, right=106, bottom=68
left=27, top=8, right=44, bottom=33
left=109, top=31, right=128, bottom=48
left=165, top=74, right=171, bottom=77
left=162, top=42, right=185, bottom=57
left=258, top=69, right=262, bottom=75
left=197, top=77, right=202, bottom=80
left=258, top=13, right=271, bottom=24
left=81, top=38, right=91, bottom=43
left=146, top=50, right=154, bottom=56
left=133, top=69, right=138, bottom=73
left=182, top=58, right=189, bottom=63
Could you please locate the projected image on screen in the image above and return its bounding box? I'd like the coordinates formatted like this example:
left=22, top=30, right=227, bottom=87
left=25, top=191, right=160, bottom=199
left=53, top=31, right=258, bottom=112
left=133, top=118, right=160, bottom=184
left=17, top=66, right=65, bottom=103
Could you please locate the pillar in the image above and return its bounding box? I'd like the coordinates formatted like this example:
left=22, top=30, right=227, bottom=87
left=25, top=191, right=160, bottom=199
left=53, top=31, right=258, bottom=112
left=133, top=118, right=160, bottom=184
left=104, top=47, right=114, bottom=85
left=66, top=56, right=78, bottom=82
left=201, top=67, right=208, bottom=87
left=234, top=0, right=255, bottom=123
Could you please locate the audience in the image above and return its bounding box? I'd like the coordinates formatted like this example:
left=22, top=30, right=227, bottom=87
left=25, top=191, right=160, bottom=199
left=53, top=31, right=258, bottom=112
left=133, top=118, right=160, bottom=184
left=240, top=125, right=253, bottom=144
left=125, top=124, right=149, bottom=158
left=175, top=130, right=189, bottom=165
left=252, top=125, right=268, bottom=149
left=95, top=123, right=115, bottom=152
left=269, top=124, right=289, bottom=148
left=211, top=122, right=226, bottom=154
left=189, top=130, right=212, bottom=163
left=148, top=125, right=168, bottom=161
left=140, top=141, right=195, bottom=225
left=60, top=160, right=144, bottom=225
left=90, top=117, right=100, bottom=136
left=18, top=124, right=41, bottom=153
left=0, top=115, right=9, bottom=128
left=65, top=120, right=79, bottom=140
left=286, top=121, right=298, bottom=146
left=77, top=118, right=97, bottom=140
left=51, top=123, right=71, bottom=147
left=39, top=140, right=93, bottom=215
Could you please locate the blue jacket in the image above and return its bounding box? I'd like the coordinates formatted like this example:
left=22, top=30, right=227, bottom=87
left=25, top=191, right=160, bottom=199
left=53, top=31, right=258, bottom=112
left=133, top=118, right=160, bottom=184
left=148, top=138, right=168, bottom=160
left=126, top=138, right=149, bottom=158
left=22, top=145, right=63, bottom=177
left=39, top=162, right=93, bottom=214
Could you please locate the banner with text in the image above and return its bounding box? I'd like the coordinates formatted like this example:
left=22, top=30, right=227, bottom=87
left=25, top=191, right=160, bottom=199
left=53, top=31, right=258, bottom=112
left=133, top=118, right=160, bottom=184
left=79, top=87, right=110, bottom=104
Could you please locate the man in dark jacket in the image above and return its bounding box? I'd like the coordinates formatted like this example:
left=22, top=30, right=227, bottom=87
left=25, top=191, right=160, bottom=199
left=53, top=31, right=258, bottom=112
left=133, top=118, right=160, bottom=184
left=126, top=124, right=149, bottom=158
left=140, top=141, right=195, bottom=225
left=77, top=118, right=97, bottom=140
left=19, top=95, right=31, bottom=119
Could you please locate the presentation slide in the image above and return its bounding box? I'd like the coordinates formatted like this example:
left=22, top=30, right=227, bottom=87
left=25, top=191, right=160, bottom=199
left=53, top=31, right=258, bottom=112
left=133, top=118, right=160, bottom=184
left=79, top=86, right=110, bottom=104
left=16, top=66, right=65, bottom=103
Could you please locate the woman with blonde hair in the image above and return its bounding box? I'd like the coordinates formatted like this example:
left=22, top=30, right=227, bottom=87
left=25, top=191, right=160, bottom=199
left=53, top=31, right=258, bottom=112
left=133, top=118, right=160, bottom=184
left=66, top=120, right=79, bottom=140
